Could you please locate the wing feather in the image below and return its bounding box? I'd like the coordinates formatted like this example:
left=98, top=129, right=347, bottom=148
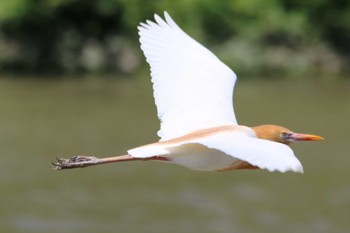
left=138, top=12, right=237, bottom=141
left=128, top=130, right=303, bottom=173
left=195, top=132, right=304, bottom=173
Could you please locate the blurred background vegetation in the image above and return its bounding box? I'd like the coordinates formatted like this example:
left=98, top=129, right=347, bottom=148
left=0, top=0, right=349, bottom=78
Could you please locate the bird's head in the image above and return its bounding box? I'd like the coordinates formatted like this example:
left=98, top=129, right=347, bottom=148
left=252, top=125, right=324, bottom=145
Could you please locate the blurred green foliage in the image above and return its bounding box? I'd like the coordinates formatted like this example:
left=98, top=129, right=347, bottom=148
left=0, top=0, right=348, bottom=77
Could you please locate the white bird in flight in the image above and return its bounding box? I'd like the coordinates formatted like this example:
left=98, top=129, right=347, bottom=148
left=54, top=12, right=323, bottom=173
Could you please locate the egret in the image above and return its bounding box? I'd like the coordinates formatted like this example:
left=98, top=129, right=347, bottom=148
left=53, top=12, right=323, bottom=173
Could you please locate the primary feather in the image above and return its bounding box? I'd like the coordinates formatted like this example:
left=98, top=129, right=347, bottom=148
left=138, top=12, right=237, bottom=141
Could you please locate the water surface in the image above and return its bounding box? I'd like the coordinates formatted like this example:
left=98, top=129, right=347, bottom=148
left=0, top=77, right=349, bottom=233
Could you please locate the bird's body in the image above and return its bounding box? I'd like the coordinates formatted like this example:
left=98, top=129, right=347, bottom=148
left=54, top=12, right=323, bottom=173
left=128, top=125, right=303, bottom=172
left=129, top=125, right=255, bottom=172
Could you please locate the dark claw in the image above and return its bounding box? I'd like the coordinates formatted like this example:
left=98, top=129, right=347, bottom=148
left=51, top=161, right=59, bottom=166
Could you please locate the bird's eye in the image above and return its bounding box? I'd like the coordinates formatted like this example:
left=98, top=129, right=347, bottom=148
left=280, top=132, right=293, bottom=141
left=280, top=132, right=289, bottom=139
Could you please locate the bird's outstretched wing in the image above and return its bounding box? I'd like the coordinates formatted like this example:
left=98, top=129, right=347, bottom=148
left=195, top=131, right=304, bottom=173
left=138, top=12, right=237, bottom=141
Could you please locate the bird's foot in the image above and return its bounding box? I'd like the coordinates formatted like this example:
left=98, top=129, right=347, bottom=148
left=52, top=155, right=100, bottom=170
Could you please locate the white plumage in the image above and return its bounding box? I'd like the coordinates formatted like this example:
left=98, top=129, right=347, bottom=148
left=138, top=12, right=237, bottom=141
left=129, top=12, right=304, bottom=173
left=128, top=125, right=303, bottom=173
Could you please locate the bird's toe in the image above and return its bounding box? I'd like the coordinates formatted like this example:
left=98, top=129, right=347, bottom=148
left=52, top=156, right=99, bottom=170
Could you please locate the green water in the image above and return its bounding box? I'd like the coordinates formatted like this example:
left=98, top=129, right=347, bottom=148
left=0, top=77, right=349, bottom=233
